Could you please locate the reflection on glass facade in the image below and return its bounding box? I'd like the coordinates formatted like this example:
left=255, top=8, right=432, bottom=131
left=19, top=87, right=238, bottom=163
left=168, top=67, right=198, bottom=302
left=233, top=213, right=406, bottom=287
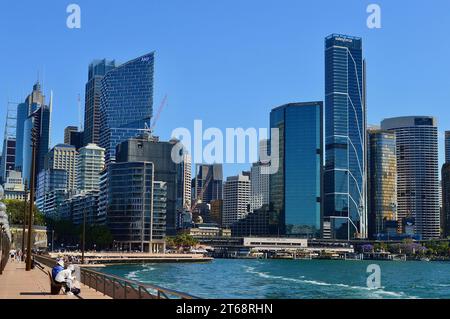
left=445, top=131, right=450, bottom=164
left=84, top=59, right=117, bottom=146
left=381, top=116, right=440, bottom=239
left=270, top=102, right=323, bottom=238
left=99, top=53, right=154, bottom=163
left=442, top=163, right=450, bottom=237
left=367, top=129, right=397, bottom=238
left=107, top=162, right=166, bottom=253
left=324, top=34, right=367, bottom=240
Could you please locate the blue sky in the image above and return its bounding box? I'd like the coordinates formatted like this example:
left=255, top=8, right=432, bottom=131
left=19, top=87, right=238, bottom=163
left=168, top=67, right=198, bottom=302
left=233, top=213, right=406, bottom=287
left=1, top=0, right=449, bottom=178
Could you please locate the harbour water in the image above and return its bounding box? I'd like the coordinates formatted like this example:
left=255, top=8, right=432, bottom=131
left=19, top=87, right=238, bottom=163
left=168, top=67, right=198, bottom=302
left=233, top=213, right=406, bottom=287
left=97, top=259, right=450, bottom=299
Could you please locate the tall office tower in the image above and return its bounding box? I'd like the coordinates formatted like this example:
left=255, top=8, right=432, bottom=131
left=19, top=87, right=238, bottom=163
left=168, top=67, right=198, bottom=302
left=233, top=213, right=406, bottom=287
left=223, top=174, right=250, bottom=227
left=106, top=162, right=166, bottom=253
left=250, top=161, right=269, bottom=212
left=68, top=191, right=100, bottom=226
left=194, top=164, right=223, bottom=204
left=99, top=53, right=154, bottom=163
left=115, top=133, right=177, bottom=235
left=381, top=116, right=440, bottom=239
left=36, top=168, right=67, bottom=218
left=76, top=143, right=105, bottom=192
left=442, top=164, right=450, bottom=237
left=16, top=82, right=45, bottom=173
left=83, top=59, right=116, bottom=146
left=270, top=102, right=323, bottom=238
left=45, top=144, right=77, bottom=193
left=442, top=131, right=450, bottom=237
left=324, top=34, right=367, bottom=240
left=445, top=131, right=450, bottom=164
left=64, top=126, right=83, bottom=150
left=176, top=153, right=192, bottom=211
left=367, top=129, right=398, bottom=239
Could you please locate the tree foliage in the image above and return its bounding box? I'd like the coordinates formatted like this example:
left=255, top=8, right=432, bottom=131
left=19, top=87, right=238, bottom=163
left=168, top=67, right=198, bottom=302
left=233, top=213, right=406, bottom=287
left=4, top=199, right=45, bottom=226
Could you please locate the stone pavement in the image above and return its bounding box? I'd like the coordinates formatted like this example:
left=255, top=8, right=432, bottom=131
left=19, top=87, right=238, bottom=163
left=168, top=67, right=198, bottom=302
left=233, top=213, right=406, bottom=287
left=0, top=260, right=111, bottom=299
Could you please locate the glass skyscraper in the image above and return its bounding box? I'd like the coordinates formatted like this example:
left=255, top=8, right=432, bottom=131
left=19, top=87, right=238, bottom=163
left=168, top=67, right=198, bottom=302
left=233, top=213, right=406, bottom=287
left=445, top=131, right=450, bottom=164
left=367, top=129, right=397, bottom=239
left=22, top=91, right=52, bottom=187
left=270, top=102, right=323, bottom=238
left=99, top=53, right=154, bottom=163
left=84, top=59, right=117, bottom=147
left=323, top=34, right=367, bottom=240
left=381, top=116, right=440, bottom=239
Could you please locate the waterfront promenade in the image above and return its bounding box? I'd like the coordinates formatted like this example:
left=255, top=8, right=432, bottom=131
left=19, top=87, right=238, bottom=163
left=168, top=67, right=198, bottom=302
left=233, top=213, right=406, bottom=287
left=0, top=260, right=111, bottom=299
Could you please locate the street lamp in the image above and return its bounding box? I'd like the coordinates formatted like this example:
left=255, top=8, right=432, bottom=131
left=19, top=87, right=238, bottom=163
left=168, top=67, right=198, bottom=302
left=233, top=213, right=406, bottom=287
left=26, top=127, right=38, bottom=271
left=21, top=182, right=28, bottom=262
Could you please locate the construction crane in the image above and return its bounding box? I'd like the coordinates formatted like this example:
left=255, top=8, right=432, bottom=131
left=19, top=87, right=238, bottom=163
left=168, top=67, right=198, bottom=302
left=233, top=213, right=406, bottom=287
left=134, top=95, right=168, bottom=136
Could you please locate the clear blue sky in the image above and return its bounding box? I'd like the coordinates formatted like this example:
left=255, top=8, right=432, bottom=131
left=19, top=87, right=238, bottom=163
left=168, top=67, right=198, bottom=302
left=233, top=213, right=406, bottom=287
left=1, top=0, right=449, bottom=178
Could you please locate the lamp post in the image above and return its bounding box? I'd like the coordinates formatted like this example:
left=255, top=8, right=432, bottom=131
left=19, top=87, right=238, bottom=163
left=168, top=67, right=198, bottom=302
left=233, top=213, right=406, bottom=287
left=81, top=207, right=86, bottom=264
left=26, top=128, right=38, bottom=271
left=21, top=182, right=28, bottom=262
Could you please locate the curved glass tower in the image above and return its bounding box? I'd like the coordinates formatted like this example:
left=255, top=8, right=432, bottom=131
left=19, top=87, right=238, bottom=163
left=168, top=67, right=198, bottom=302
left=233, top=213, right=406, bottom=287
left=99, top=52, right=154, bottom=163
left=323, top=34, right=367, bottom=240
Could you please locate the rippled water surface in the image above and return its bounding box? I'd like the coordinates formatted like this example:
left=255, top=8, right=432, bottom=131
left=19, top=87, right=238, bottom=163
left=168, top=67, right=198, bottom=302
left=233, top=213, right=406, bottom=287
left=97, top=259, right=450, bottom=299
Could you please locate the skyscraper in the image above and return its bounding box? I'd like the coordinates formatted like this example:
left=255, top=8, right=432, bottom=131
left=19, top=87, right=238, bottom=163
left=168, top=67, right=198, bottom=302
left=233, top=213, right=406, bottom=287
left=83, top=59, right=117, bottom=147
left=22, top=93, right=52, bottom=187
left=441, top=131, right=450, bottom=237
left=250, top=161, right=270, bottom=212
left=194, top=164, right=223, bottom=204
left=270, top=102, right=323, bottom=238
left=176, top=152, right=192, bottom=211
left=76, top=143, right=105, bottom=192
left=36, top=168, right=67, bottom=218
left=99, top=53, right=154, bottom=163
left=16, top=82, right=45, bottom=174
left=223, top=174, right=250, bottom=227
left=115, top=134, right=177, bottom=235
left=323, top=34, right=367, bottom=240
left=367, top=129, right=397, bottom=239
left=381, top=116, right=440, bottom=239
left=45, top=144, right=78, bottom=193
left=445, top=131, right=450, bottom=164
left=64, top=126, right=83, bottom=150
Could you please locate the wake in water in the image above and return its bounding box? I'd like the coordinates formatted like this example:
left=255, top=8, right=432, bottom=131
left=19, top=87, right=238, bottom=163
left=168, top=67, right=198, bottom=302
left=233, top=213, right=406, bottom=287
left=243, top=266, right=417, bottom=299
left=125, top=264, right=156, bottom=281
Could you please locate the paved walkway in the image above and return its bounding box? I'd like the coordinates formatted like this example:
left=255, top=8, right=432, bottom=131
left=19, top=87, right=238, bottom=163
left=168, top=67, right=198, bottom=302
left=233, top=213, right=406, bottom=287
left=0, top=260, right=111, bottom=299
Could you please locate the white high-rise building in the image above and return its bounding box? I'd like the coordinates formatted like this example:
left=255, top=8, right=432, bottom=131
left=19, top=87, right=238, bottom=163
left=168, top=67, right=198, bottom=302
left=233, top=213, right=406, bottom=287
left=223, top=174, right=250, bottom=227
left=76, top=143, right=105, bottom=192
left=45, top=144, right=78, bottom=192
left=177, top=153, right=191, bottom=210
left=250, top=162, right=269, bottom=212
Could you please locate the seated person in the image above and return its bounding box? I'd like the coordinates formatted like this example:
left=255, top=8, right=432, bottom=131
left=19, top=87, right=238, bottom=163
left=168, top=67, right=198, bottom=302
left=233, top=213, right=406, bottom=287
left=52, top=259, right=65, bottom=281
left=55, top=264, right=80, bottom=295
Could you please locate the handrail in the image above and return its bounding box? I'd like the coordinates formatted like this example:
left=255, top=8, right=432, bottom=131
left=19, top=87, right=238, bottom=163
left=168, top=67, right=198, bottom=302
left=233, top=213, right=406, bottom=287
left=34, top=254, right=198, bottom=299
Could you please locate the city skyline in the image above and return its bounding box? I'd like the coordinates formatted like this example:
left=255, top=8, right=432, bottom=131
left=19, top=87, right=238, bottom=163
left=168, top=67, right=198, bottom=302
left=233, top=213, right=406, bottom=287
left=1, top=1, right=450, bottom=178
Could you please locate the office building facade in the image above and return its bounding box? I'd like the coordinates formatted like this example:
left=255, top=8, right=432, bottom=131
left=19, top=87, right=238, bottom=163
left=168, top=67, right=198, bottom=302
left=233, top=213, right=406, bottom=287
left=64, top=126, right=83, bottom=150
left=381, top=116, right=440, bottom=239
left=194, top=164, right=223, bottom=204
left=45, top=144, right=78, bottom=193
left=223, top=174, right=250, bottom=227
left=106, top=162, right=166, bottom=252
left=367, top=129, right=398, bottom=238
left=250, top=161, right=270, bottom=212
left=115, top=134, right=177, bottom=235
left=77, top=143, right=105, bottom=192
left=84, top=59, right=117, bottom=147
left=99, top=53, right=154, bottom=163
left=323, top=34, right=367, bottom=240
left=270, top=102, right=323, bottom=238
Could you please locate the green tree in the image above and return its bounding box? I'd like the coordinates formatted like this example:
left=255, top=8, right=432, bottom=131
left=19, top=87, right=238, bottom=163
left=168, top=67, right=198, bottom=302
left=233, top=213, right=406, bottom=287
left=4, top=199, right=45, bottom=226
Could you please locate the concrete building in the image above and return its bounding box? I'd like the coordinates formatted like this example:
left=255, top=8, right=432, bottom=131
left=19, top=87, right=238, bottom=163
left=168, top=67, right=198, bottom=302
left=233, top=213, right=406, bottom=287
left=45, top=144, right=78, bottom=193
left=223, top=174, right=250, bottom=227
left=76, top=143, right=105, bottom=192
left=250, top=161, right=269, bottom=212
left=381, top=116, right=440, bottom=239
left=3, top=171, right=26, bottom=200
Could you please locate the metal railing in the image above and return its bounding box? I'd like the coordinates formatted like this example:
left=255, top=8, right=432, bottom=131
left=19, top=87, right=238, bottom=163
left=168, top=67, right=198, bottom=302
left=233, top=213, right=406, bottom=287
left=34, top=254, right=198, bottom=299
